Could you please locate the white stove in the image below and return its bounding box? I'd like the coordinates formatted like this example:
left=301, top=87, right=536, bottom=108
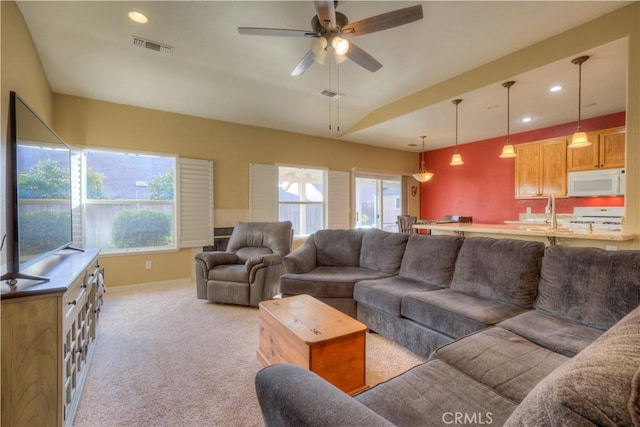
left=565, top=207, right=625, bottom=231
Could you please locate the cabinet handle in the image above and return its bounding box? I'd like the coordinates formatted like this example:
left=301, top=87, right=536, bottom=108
left=68, top=300, right=77, bottom=306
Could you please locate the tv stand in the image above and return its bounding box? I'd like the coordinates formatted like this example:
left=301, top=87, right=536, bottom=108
left=1, top=248, right=103, bottom=426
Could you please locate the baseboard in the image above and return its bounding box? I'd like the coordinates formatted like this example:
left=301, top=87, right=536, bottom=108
left=107, top=278, right=194, bottom=293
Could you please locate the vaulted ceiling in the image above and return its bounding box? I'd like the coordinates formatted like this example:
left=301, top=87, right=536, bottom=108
left=18, top=1, right=630, bottom=152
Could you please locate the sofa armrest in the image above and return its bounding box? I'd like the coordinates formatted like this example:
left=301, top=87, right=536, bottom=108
left=246, top=254, right=283, bottom=283
left=255, top=364, right=392, bottom=427
left=195, top=251, right=239, bottom=270
left=282, top=236, right=317, bottom=274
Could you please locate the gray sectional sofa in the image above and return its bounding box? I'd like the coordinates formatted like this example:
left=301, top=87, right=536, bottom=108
left=257, top=228, right=640, bottom=426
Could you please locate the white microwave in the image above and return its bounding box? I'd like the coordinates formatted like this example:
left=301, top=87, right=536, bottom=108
left=568, top=168, right=625, bottom=197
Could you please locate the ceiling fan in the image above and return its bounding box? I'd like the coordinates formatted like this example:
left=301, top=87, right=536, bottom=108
left=238, top=1, right=423, bottom=76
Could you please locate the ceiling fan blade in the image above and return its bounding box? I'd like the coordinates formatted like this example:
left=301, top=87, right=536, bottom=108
left=344, top=42, right=382, bottom=73
left=341, top=5, right=423, bottom=37
left=238, top=27, right=319, bottom=38
left=291, top=50, right=316, bottom=77
left=313, top=0, right=336, bottom=29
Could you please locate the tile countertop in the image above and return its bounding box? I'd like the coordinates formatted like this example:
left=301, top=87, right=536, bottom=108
left=412, top=223, right=636, bottom=242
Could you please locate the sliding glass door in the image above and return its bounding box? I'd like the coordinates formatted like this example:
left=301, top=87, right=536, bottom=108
left=354, top=175, right=402, bottom=231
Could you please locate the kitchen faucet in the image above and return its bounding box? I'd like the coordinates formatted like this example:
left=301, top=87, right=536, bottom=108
left=545, top=194, right=557, bottom=229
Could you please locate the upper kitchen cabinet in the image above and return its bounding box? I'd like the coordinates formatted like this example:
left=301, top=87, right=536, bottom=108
left=567, top=126, right=625, bottom=171
left=515, top=138, right=567, bottom=198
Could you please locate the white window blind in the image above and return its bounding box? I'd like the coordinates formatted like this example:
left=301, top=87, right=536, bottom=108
left=178, top=158, right=213, bottom=248
left=70, top=149, right=83, bottom=247
left=327, top=170, right=350, bottom=229
left=249, top=163, right=277, bottom=221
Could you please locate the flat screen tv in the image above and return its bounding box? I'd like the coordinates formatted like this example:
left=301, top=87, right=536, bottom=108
left=2, top=91, right=78, bottom=286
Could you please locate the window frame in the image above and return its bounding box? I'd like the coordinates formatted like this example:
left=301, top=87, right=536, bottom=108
left=81, top=147, right=179, bottom=255
left=277, top=164, right=328, bottom=238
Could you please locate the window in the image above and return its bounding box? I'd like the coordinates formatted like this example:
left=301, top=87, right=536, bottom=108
left=83, top=149, right=177, bottom=253
left=278, top=166, right=326, bottom=237
left=354, top=175, right=402, bottom=231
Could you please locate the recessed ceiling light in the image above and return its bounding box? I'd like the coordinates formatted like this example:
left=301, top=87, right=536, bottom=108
left=521, top=117, right=532, bottom=123
left=128, top=11, right=148, bottom=24
left=549, top=85, right=563, bottom=92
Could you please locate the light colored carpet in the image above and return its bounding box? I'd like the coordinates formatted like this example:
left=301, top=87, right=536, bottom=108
left=73, top=283, right=425, bottom=427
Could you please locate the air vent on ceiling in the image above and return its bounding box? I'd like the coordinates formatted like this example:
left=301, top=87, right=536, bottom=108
left=132, top=35, right=174, bottom=55
left=320, top=89, right=344, bottom=99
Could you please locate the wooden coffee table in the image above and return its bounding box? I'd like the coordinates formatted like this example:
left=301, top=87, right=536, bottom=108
left=257, top=294, right=368, bottom=395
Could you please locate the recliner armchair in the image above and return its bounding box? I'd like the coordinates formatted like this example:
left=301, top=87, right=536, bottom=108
left=195, top=221, right=293, bottom=306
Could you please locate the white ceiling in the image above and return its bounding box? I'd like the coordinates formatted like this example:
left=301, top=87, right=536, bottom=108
left=17, top=1, right=630, bottom=152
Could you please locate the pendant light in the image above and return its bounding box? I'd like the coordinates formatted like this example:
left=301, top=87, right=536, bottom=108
left=450, top=99, right=464, bottom=165
left=499, top=81, right=516, bottom=158
left=569, top=55, right=591, bottom=148
left=413, top=136, right=434, bottom=182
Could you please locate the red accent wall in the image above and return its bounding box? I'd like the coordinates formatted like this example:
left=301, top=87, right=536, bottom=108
left=420, top=112, right=625, bottom=223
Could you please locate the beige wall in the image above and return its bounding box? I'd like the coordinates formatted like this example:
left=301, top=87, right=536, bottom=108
left=1, top=1, right=54, bottom=274
left=51, top=95, right=418, bottom=286
left=51, top=95, right=418, bottom=209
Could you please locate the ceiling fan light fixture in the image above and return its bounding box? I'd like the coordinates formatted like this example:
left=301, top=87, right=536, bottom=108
left=311, top=37, right=327, bottom=56
left=569, top=55, right=591, bottom=149
left=332, top=36, right=349, bottom=55
left=333, top=49, right=348, bottom=64
left=413, top=136, right=434, bottom=182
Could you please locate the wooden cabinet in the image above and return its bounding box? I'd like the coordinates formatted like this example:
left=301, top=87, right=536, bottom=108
left=515, top=138, right=567, bottom=198
left=1, top=249, right=103, bottom=427
left=567, top=126, right=625, bottom=171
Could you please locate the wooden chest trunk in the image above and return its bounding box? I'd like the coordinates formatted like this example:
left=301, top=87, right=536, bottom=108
left=257, top=295, right=367, bottom=395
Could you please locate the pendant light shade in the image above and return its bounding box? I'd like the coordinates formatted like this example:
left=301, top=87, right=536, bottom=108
left=413, top=136, right=434, bottom=182
left=499, top=81, right=517, bottom=159
left=450, top=99, right=464, bottom=166
left=569, top=55, right=591, bottom=148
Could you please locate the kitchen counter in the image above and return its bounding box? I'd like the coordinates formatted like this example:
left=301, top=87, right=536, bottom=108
left=413, top=222, right=636, bottom=245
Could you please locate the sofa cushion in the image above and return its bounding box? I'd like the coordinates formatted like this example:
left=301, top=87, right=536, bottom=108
left=535, top=245, right=640, bottom=330
left=354, top=276, right=442, bottom=316
left=399, top=234, right=464, bottom=287
left=279, top=266, right=391, bottom=299
left=235, top=247, right=273, bottom=263
left=451, top=237, right=545, bottom=308
left=401, top=289, right=527, bottom=338
left=208, top=264, right=249, bottom=283
left=504, top=306, right=640, bottom=427
left=227, top=221, right=292, bottom=257
left=430, top=327, right=569, bottom=403
left=355, top=359, right=518, bottom=426
left=314, top=229, right=364, bottom=267
left=497, top=309, right=604, bottom=357
left=360, top=229, right=409, bottom=274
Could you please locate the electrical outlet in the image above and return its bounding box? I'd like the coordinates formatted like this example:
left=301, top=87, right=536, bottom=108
left=145, top=260, right=152, bottom=269
left=526, top=207, right=532, bottom=214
